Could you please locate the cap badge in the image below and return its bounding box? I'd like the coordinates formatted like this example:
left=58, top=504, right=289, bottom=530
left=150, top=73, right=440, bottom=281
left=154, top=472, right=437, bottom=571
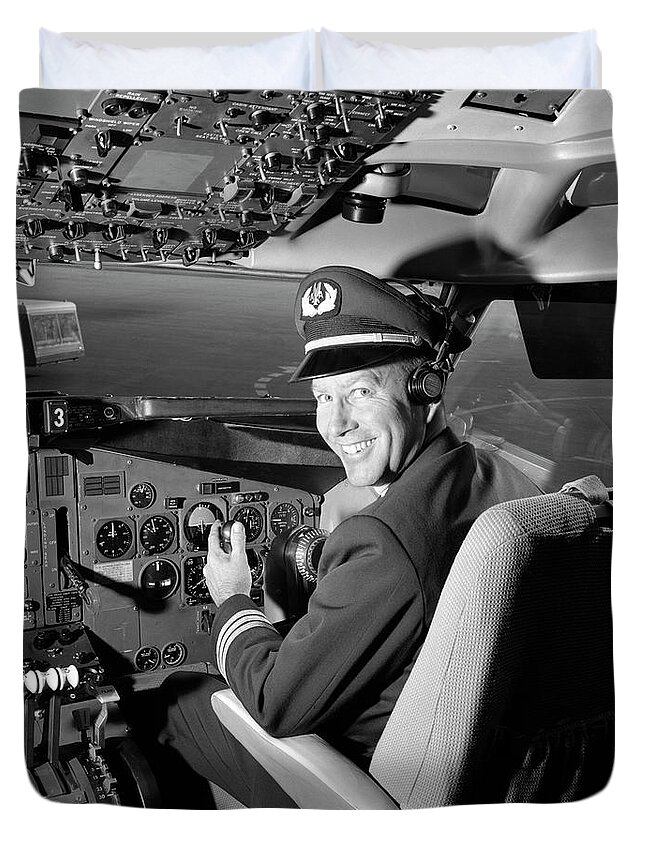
left=301, top=280, right=341, bottom=318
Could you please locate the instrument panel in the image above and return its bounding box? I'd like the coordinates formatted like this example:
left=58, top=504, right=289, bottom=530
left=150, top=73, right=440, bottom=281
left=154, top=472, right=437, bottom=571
left=25, top=447, right=320, bottom=679
left=16, top=89, right=437, bottom=269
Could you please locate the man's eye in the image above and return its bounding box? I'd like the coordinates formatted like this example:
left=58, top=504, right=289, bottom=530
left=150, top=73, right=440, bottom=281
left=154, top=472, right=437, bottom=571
left=350, top=387, right=372, bottom=399
left=315, top=393, right=332, bottom=404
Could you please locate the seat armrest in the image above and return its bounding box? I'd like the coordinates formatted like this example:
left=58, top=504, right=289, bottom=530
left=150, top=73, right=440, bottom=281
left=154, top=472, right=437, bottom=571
left=210, top=689, right=398, bottom=810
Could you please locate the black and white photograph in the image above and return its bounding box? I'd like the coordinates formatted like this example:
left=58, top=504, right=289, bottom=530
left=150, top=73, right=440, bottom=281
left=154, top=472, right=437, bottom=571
left=16, top=81, right=615, bottom=810
left=11, top=21, right=621, bottom=828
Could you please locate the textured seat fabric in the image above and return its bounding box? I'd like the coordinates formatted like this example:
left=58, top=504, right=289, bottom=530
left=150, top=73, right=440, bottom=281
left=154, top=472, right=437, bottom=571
left=369, top=477, right=613, bottom=808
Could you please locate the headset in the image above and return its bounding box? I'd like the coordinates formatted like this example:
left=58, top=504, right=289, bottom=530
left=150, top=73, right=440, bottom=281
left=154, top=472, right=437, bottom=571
left=407, top=335, right=454, bottom=405
left=395, top=283, right=458, bottom=406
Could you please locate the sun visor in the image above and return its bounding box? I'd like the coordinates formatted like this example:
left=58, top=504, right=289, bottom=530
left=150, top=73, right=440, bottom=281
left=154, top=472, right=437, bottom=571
left=514, top=283, right=615, bottom=380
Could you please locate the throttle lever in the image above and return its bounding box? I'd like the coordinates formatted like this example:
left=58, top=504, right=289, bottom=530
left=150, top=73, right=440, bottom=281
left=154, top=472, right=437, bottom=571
left=219, top=521, right=235, bottom=554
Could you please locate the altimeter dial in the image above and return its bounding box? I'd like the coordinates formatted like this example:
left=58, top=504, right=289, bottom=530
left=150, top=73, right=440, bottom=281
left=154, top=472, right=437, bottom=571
left=96, top=519, right=133, bottom=560
left=140, top=515, right=175, bottom=554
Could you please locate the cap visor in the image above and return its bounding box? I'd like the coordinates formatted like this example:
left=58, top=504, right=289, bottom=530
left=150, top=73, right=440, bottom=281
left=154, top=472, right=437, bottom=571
left=289, top=344, right=417, bottom=383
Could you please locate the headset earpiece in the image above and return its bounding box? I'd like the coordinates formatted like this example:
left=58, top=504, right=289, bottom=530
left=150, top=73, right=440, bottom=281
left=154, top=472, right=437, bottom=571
left=407, top=362, right=446, bottom=405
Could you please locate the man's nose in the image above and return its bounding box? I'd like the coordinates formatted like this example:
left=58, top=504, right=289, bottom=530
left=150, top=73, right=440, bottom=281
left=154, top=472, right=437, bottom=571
left=327, top=399, right=357, bottom=437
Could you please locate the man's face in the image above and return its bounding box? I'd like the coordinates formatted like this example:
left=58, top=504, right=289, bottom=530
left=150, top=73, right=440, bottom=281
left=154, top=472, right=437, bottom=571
left=312, top=363, right=429, bottom=488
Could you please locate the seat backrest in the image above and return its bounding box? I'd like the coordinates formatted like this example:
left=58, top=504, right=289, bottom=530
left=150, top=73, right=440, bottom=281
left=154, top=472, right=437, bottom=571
left=370, top=475, right=613, bottom=808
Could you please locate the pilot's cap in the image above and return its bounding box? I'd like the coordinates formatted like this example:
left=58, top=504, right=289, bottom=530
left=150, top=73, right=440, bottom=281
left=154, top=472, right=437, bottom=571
left=290, top=265, right=448, bottom=382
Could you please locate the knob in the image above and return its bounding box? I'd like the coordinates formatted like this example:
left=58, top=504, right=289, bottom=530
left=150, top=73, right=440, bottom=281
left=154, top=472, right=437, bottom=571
left=250, top=109, right=272, bottom=129
left=68, top=166, right=89, bottom=187
left=62, top=221, right=85, bottom=240
left=182, top=246, right=200, bottom=267
left=306, top=102, right=326, bottom=124
left=335, top=141, right=361, bottom=162
left=45, top=666, right=66, bottom=691
left=95, top=129, right=112, bottom=158
left=226, top=107, right=245, bottom=118
left=210, top=91, right=228, bottom=103
left=152, top=228, right=169, bottom=250
left=303, top=145, right=321, bottom=164
left=93, top=249, right=102, bottom=271
left=64, top=665, right=80, bottom=689
left=24, top=670, right=46, bottom=695
left=100, top=197, right=118, bottom=218
left=33, top=629, right=58, bottom=650
left=313, top=124, right=330, bottom=144
left=103, top=223, right=125, bottom=242
left=263, top=151, right=282, bottom=172
left=58, top=627, right=79, bottom=646
left=23, top=218, right=44, bottom=239
left=48, top=245, right=65, bottom=262
left=323, top=156, right=339, bottom=176
left=201, top=227, right=218, bottom=250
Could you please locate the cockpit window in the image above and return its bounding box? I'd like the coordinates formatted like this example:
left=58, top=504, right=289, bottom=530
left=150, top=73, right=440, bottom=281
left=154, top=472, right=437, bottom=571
left=444, top=299, right=612, bottom=491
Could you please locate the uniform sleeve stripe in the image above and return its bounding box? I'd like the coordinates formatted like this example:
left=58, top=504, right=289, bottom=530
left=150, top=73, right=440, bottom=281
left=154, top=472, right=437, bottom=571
left=215, top=609, right=277, bottom=680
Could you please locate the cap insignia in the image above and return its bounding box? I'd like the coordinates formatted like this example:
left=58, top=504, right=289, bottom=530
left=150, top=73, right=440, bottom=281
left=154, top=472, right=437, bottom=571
left=301, top=280, right=341, bottom=318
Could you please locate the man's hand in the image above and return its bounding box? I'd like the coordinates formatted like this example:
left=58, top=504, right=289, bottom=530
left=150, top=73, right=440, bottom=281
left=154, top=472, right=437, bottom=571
left=203, top=521, right=252, bottom=607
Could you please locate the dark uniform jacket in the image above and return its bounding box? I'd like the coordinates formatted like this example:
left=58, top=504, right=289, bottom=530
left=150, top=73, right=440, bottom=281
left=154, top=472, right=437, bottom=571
left=211, top=427, right=540, bottom=767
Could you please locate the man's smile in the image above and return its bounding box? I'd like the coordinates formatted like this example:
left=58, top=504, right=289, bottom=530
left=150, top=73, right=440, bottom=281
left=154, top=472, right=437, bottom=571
left=340, top=438, right=377, bottom=456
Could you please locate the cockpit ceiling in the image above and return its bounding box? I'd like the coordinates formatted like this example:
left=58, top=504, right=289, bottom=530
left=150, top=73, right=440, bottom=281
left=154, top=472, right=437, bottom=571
left=16, top=88, right=615, bottom=285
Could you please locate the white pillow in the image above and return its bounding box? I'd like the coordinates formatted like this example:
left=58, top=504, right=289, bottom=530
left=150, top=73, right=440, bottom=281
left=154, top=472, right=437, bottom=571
left=40, top=29, right=316, bottom=89
left=321, top=30, right=601, bottom=89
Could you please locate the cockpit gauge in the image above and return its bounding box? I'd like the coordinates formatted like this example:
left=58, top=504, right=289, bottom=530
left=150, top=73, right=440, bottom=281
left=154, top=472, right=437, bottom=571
left=138, top=559, right=180, bottom=600
left=247, top=549, right=264, bottom=584
left=270, top=502, right=300, bottom=536
left=139, top=515, right=175, bottom=554
left=231, top=505, right=264, bottom=543
left=96, top=519, right=134, bottom=560
left=129, top=482, right=156, bottom=509
left=134, top=646, right=161, bottom=672
left=183, top=556, right=211, bottom=604
left=161, top=642, right=187, bottom=667
left=184, top=502, right=224, bottom=551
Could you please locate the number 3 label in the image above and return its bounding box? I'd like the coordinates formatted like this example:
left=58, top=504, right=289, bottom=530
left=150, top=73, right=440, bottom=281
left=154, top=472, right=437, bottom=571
left=46, top=401, right=68, bottom=432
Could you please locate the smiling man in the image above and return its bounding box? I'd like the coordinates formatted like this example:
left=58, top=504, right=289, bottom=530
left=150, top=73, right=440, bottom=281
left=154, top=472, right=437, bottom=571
left=158, top=266, right=539, bottom=808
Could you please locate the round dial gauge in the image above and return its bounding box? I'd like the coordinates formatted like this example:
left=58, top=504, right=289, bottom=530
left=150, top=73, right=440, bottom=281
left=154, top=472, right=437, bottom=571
left=161, top=642, right=187, bottom=667
left=231, top=506, right=264, bottom=543
left=140, top=515, right=175, bottom=554
left=247, top=549, right=264, bottom=584
left=134, top=646, right=161, bottom=672
left=183, top=556, right=210, bottom=603
left=129, top=482, right=156, bottom=509
left=270, top=502, right=300, bottom=536
left=96, top=519, right=133, bottom=559
left=184, top=502, right=224, bottom=551
left=139, top=560, right=180, bottom=600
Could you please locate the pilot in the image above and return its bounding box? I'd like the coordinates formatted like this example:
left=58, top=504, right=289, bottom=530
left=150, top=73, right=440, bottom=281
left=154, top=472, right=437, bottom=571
left=157, top=266, right=540, bottom=807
